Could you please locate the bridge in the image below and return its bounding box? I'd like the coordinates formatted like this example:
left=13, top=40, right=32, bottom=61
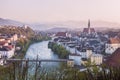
left=5, top=59, right=74, bottom=67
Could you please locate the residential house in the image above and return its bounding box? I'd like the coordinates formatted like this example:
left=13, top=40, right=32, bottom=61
left=12, top=34, right=18, bottom=41
left=77, top=48, right=92, bottom=59
left=105, top=48, right=120, bottom=67
left=55, top=32, right=71, bottom=38
left=0, top=41, right=8, bottom=47
left=90, top=54, right=103, bottom=65
left=0, top=37, right=5, bottom=41
left=69, top=54, right=81, bottom=66
left=0, top=45, right=15, bottom=59
left=52, top=32, right=71, bottom=40
left=105, top=38, right=120, bottom=54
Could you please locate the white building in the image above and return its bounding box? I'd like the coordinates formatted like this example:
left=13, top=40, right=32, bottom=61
left=90, top=54, right=103, bottom=65
left=0, top=45, right=15, bottom=59
left=23, top=25, right=28, bottom=29
left=66, top=47, right=76, bottom=54
left=19, top=35, right=26, bottom=39
left=0, top=59, right=4, bottom=65
left=69, top=54, right=81, bottom=65
left=0, top=38, right=5, bottom=41
left=105, top=38, right=120, bottom=54
left=86, top=49, right=92, bottom=58
left=12, top=34, right=18, bottom=41
left=80, top=51, right=86, bottom=58
left=5, top=39, right=11, bottom=43
left=79, top=49, right=92, bottom=59
left=0, top=46, right=15, bottom=65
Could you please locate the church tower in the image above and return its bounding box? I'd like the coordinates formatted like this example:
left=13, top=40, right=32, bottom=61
left=88, top=19, right=90, bottom=34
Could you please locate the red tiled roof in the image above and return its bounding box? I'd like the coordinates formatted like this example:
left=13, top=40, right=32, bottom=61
left=83, top=28, right=95, bottom=33
left=105, top=48, right=120, bottom=67
left=3, top=45, right=13, bottom=50
left=5, top=38, right=11, bottom=40
left=55, top=32, right=67, bottom=37
left=108, top=38, right=120, bottom=44
left=0, top=37, right=5, bottom=39
left=0, top=41, right=7, bottom=45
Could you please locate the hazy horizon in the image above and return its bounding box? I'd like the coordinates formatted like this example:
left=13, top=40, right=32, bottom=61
left=1, top=0, right=120, bottom=24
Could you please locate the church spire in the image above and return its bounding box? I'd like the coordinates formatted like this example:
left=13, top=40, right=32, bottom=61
left=88, top=19, right=90, bottom=34
left=88, top=19, right=90, bottom=28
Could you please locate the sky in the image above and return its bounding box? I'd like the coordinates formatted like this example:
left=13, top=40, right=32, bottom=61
left=0, top=0, right=120, bottom=23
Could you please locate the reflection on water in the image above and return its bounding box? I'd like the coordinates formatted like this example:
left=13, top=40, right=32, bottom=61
left=25, top=41, right=59, bottom=67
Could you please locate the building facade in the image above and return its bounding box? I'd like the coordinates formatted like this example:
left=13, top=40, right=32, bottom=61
left=105, top=38, right=120, bottom=54
left=90, top=54, right=103, bottom=65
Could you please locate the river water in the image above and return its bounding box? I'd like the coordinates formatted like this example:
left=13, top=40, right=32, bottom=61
left=25, top=41, right=59, bottom=67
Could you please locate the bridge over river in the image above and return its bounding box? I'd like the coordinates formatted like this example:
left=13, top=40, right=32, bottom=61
left=5, top=58, right=74, bottom=67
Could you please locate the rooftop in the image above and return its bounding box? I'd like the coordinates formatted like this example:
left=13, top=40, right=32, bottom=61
left=105, top=48, right=120, bottom=67
left=0, top=41, right=7, bottom=45
left=108, top=38, right=120, bottom=44
left=0, top=45, right=13, bottom=51
left=83, top=28, right=95, bottom=33
left=55, top=32, right=67, bottom=37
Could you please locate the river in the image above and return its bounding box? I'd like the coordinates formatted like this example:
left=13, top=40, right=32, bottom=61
left=25, top=41, right=59, bottom=67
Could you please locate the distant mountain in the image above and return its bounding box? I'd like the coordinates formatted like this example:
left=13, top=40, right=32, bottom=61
left=29, top=24, right=54, bottom=31
left=0, top=18, right=53, bottom=31
left=0, top=18, right=24, bottom=26
left=32, top=20, right=120, bottom=31
left=49, top=20, right=120, bottom=30
left=0, top=18, right=120, bottom=31
left=46, top=27, right=71, bottom=32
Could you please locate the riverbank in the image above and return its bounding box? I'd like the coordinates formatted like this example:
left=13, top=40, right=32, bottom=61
left=48, top=42, right=69, bottom=59
left=15, top=38, right=51, bottom=59
left=25, top=41, right=58, bottom=60
left=0, top=39, right=51, bottom=79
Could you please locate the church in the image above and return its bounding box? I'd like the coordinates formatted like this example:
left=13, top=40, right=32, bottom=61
left=81, top=20, right=97, bottom=38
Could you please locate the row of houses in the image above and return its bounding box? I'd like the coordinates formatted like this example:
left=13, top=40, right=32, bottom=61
left=51, top=20, right=103, bottom=66
left=50, top=20, right=120, bottom=67
left=0, top=34, right=18, bottom=65
left=0, top=32, right=26, bottom=65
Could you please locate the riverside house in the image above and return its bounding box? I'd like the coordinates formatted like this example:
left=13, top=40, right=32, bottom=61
left=0, top=34, right=17, bottom=65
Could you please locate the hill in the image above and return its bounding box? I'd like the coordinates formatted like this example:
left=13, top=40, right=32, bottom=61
left=0, top=25, right=34, bottom=38
left=0, top=18, right=120, bottom=31
left=0, top=18, right=24, bottom=26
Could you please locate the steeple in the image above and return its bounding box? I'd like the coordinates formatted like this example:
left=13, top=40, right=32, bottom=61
left=88, top=19, right=90, bottom=28
left=88, top=19, right=90, bottom=34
